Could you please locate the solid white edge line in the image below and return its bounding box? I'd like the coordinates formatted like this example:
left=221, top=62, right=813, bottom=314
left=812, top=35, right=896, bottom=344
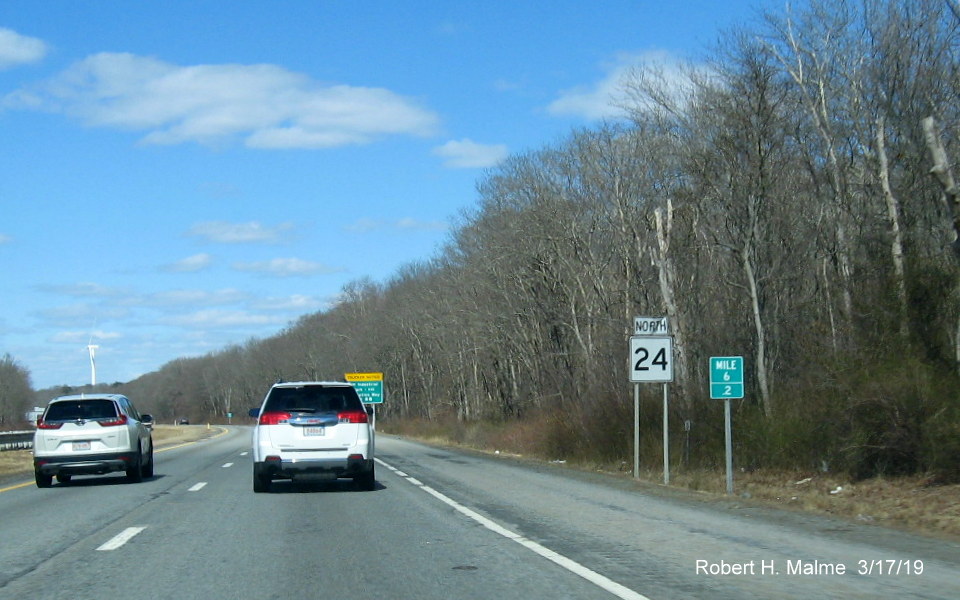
left=97, top=526, right=147, bottom=551
left=377, top=458, right=651, bottom=600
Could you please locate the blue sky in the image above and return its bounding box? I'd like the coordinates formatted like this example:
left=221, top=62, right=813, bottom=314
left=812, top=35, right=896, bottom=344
left=0, top=1, right=768, bottom=389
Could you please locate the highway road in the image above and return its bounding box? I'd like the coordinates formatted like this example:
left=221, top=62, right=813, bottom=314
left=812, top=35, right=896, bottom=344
left=1, top=426, right=958, bottom=599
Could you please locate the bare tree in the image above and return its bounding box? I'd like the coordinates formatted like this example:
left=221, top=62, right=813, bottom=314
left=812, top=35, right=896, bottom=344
left=0, top=354, right=33, bottom=426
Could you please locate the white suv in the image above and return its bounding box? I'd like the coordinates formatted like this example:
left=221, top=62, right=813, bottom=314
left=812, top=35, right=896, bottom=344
left=33, top=394, right=154, bottom=487
left=249, top=381, right=375, bottom=492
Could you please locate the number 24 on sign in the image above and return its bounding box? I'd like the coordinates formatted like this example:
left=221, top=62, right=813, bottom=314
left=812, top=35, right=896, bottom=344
left=635, top=346, right=668, bottom=371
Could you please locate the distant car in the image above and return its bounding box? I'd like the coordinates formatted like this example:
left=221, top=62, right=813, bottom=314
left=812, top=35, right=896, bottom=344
left=249, top=381, right=375, bottom=492
left=178, top=418, right=190, bottom=425
left=33, top=394, right=154, bottom=487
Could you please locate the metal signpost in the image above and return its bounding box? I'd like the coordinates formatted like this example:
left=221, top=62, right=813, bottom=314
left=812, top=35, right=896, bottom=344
left=630, top=318, right=673, bottom=484
left=709, top=356, right=743, bottom=495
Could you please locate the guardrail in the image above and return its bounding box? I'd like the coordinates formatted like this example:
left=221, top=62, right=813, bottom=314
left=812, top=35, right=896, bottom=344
left=0, top=431, right=34, bottom=451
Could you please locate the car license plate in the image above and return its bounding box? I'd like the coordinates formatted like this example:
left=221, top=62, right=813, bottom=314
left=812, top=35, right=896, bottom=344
left=72, top=441, right=91, bottom=451
left=303, top=426, right=325, bottom=436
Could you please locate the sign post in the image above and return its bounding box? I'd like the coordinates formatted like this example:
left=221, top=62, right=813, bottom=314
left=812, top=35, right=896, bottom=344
left=709, top=357, right=743, bottom=495
left=630, top=325, right=673, bottom=484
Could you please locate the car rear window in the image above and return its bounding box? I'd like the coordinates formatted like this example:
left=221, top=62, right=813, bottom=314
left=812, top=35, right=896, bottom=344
left=264, top=386, right=362, bottom=413
left=45, top=399, right=119, bottom=421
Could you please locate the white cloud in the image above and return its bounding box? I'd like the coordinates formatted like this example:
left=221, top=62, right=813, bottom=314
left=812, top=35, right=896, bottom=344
left=547, top=51, right=690, bottom=120
left=198, top=182, right=241, bottom=199
left=395, top=217, right=448, bottom=231
left=35, top=303, right=130, bottom=326
left=345, top=217, right=448, bottom=233
left=50, top=330, right=123, bottom=344
left=232, top=257, right=340, bottom=277
left=162, top=253, right=213, bottom=272
left=493, top=79, right=522, bottom=92
left=141, top=288, right=249, bottom=308
left=187, top=221, right=292, bottom=244
left=35, top=282, right=126, bottom=297
left=6, top=52, right=440, bottom=148
left=344, top=218, right=382, bottom=233
left=163, top=309, right=283, bottom=329
left=432, top=138, right=508, bottom=168
left=251, top=294, right=326, bottom=312
left=0, top=28, right=47, bottom=70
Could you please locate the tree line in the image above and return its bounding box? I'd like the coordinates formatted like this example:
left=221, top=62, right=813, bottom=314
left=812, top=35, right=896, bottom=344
left=13, top=0, right=960, bottom=480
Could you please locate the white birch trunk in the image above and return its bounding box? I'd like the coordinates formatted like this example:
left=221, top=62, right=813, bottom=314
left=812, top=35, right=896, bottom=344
left=876, top=116, right=909, bottom=337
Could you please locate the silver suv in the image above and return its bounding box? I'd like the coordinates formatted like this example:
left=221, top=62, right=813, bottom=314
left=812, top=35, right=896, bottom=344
left=33, top=394, right=154, bottom=487
left=249, top=381, right=375, bottom=492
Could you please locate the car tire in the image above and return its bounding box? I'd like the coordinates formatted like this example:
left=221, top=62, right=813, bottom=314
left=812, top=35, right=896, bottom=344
left=355, top=463, right=376, bottom=491
left=56, top=474, right=72, bottom=484
left=35, top=471, right=52, bottom=488
left=141, top=445, right=154, bottom=479
left=126, top=450, right=143, bottom=483
left=253, top=463, right=271, bottom=493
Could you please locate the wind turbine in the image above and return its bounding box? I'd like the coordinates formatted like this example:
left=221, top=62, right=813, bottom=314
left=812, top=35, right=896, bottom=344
left=87, top=342, right=100, bottom=386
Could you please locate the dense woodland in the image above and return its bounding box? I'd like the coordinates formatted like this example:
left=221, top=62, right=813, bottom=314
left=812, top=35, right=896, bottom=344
left=5, top=0, right=960, bottom=481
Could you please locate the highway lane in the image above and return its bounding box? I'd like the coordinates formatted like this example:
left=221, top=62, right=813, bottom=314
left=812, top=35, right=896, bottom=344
left=0, top=429, right=613, bottom=600
left=0, top=426, right=246, bottom=592
left=1, top=429, right=958, bottom=599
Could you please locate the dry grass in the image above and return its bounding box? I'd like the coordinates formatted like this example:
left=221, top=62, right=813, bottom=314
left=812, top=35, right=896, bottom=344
left=0, top=449, right=31, bottom=478
left=0, top=425, right=216, bottom=478
left=730, top=470, right=960, bottom=537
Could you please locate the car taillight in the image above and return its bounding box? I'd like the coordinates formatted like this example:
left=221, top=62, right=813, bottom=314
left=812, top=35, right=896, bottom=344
left=338, top=410, right=368, bottom=424
left=37, top=419, right=63, bottom=430
left=259, top=411, right=292, bottom=425
left=98, top=414, right=129, bottom=427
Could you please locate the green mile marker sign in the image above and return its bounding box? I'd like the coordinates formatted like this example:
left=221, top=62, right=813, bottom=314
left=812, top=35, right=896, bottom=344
left=709, top=356, right=744, bottom=399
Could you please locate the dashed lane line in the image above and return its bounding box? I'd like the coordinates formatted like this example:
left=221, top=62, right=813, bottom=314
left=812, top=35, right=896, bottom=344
left=96, top=527, right=147, bottom=551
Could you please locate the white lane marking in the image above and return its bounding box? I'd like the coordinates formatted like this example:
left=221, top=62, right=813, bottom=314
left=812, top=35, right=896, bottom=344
left=97, top=526, right=147, bottom=551
left=188, top=482, right=207, bottom=492
left=240, top=452, right=249, bottom=456
left=376, top=458, right=651, bottom=600
left=222, top=462, right=234, bottom=468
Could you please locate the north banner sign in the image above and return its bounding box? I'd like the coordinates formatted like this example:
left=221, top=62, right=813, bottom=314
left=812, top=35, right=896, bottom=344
left=345, top=372, right=384, bottom=404
left=633, top=316, right=669, bottom=336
